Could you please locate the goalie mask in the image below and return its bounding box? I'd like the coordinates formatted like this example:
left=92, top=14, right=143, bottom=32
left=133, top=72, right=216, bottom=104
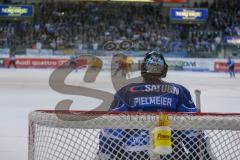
left=141, top=51, right=168, bottom=78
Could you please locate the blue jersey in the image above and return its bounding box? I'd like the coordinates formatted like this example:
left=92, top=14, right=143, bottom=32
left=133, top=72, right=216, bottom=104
left=227, top=59, right=235, bottom=68
left=99, top=82, right=200, bottom=157
left=110, top=82, right=197, bottom=112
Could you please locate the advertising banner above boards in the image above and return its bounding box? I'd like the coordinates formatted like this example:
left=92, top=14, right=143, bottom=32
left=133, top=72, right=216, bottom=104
left=166, top=58, right=213, bottom=71
left=224, top=37, right=240, bottom=46
left=215, top=61, right=240, bottom=72
left=0, top=5, right=33, bottom=20
left=3, top=58, right=86, bottom=68
left=2, top=55, right=235, bottom=72
left=133, top=57, right=214, bottom=71
left=170, top=8, right=208, bottom=24
left=100, top=56, right=214, bottom=71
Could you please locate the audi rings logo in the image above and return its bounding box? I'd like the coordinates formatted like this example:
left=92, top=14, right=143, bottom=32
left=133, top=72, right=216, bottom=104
left=103, top=40, right=133, bottom=51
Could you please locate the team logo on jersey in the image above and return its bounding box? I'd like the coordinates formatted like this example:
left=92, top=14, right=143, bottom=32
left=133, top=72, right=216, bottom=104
left=129, top=85, right=145, bottom=92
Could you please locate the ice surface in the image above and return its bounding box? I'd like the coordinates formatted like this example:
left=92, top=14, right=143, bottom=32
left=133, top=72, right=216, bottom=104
left=0, top=68, right=239, bottom=160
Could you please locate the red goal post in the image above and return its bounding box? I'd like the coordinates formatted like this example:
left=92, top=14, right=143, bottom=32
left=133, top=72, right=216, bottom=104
left=28, top=110, right=240, bottom=160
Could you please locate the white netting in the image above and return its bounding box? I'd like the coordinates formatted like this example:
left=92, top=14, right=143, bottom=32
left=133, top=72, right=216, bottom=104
left=28, top=111, right=240, bottom=160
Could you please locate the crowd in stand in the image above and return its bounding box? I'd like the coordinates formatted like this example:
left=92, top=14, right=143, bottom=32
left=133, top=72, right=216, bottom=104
left=0, top=0, right=239, bottom=57
left=209, top=0, right=240, bottom=35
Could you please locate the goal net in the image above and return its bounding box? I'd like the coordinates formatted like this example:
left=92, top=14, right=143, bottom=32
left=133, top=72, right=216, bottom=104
left=28, top=110, right=240, bottom=160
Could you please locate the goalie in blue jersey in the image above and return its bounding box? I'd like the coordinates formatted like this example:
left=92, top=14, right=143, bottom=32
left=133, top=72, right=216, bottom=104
left=98, top=51, right=213, bottom=160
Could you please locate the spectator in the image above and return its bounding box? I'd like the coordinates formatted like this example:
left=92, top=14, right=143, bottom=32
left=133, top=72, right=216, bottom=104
left=2, top=1, right=239, bottom=58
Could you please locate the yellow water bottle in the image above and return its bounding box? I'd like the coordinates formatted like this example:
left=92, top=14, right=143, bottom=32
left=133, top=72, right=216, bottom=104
left=152, top=114, right=172, bottom=155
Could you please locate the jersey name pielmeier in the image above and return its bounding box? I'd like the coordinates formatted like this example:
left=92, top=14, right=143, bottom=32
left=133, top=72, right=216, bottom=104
left=130, top=84, right=179, bottom=95
left=134, top=96, right=172, bottom=107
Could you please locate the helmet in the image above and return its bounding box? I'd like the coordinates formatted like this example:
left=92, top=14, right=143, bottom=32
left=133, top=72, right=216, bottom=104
left=141, top=51, right=168, bottom=78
